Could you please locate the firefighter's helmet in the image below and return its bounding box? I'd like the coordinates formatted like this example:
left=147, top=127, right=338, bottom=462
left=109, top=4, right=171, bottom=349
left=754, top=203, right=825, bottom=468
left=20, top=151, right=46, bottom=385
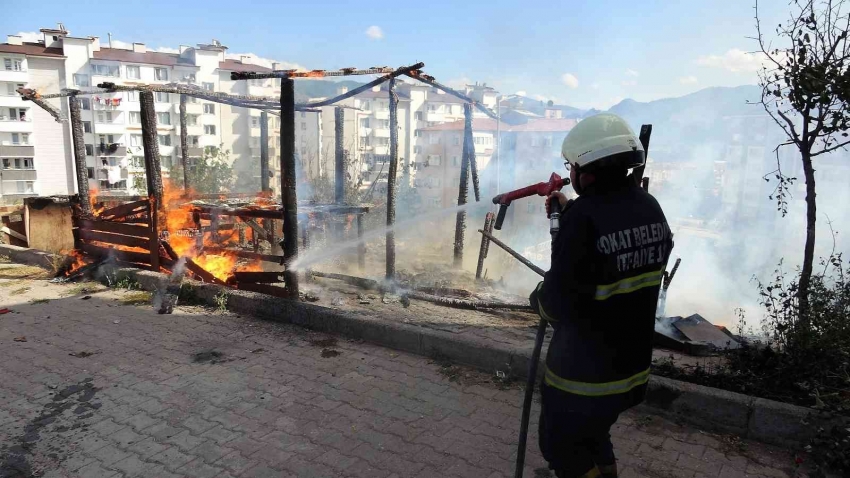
left=561, top=113, right=644, bottom=171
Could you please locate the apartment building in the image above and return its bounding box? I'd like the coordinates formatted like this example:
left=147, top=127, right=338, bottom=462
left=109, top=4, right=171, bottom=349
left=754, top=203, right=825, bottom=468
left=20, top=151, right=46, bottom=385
left=0, top=34, right=75, bottom=202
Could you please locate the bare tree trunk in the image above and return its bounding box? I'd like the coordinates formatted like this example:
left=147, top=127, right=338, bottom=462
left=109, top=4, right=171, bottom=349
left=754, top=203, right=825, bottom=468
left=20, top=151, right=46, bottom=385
left=279, top=78, right=300, bottom=298
left=260, top=111, right=270, bottom=192
left=179, top=94, right=189, bottom=191
left=386, top=78, right=399, bottom=279
left=454, top=103, right=472, bottom=267
left=139, top=91, right=163, bottom=207
left=68, top=94, right=92, bottom=216
left=798, top=151, right=817, bottom=320
left=335, top=106, right=345, bottom=204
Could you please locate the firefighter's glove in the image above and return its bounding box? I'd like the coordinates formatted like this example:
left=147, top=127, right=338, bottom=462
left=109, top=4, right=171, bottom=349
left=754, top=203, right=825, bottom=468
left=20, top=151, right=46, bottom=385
left=529, top=281, right=557, bottom=323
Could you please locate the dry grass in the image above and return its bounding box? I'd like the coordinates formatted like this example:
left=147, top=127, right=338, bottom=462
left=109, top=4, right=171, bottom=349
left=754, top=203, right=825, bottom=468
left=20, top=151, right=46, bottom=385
left=0, top=279, right=26, bottom=288
left=0, top=265, right=50, bottom=280
left=29, top=298, right=49, bottom=304
left=10, top=286, right=30, bottom=295
left=62, top=283, right=104, bottom=297
left=0, top=254, right=10, bottom=263
left=120, top=291, right=152, bottom=306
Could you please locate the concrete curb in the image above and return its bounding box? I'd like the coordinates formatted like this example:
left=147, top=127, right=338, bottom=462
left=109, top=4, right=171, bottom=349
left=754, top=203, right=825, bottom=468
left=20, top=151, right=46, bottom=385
left=2, top=243, right=843, bottom=448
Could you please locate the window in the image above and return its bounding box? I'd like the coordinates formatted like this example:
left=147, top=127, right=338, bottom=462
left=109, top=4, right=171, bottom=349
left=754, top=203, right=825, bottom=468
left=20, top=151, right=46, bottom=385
left=85, top=144, right=94, bottom=156
left=78, top=98, right=91, bottom=110
left=87, top=167, right=94, bottom=179
left=73, top=74, right=90, bottom=87
left=130, top=135, right=143, bottom=147
left=414, top=112, right=423, bottom=121
left=360, top=118, right=370, bottom=128
left=13, top=181, right=35, bottom=193
left=452, top=156, right=461, bottom=167
left=301, top=123, right=306, bottom=131
left=2, top=108, right=27, bottom=121
left=361, top=101, right=371, bottom=111
left=429, top=134, right=440, bottom=145
left=126, top=65, right=141, bottom=79
left=445, top=105, right=454, bottom=114
left=98, top=134, right=117, bottom=145
left=4, top=58, right=23, bottom=71
left=129, top=112, right=141, bottom=125
left=3, top=83, right=23, bottom=96
left=428, top=155, right=442, bottom=166
left=154, top=68, right=168, bottom=81
left=427, top=104, right=437, bottom=112
left=155, top=92, right=170, bottom=103
left=375, top=137, right=389, bottom=146
left=130, top=157, right=144, bottom=168
left=158, top=135, right=172, bottom=146
left=414, top=130, right=422, bottom=138
left=96, top=111, right=114, bottom=123
left=127, top=90, right=139, bottom=102
left=453, top=135, right=460, bottom=146
left=187, top=96, right=198, bottom=104
left=188, top=135, right=200, bottom=147
left=360, top=136, right=370, bottom=146
left=187, top=114, right=199, bottom=126
left=82, top=121, right=92, bottom=133
left=251, top=117, right=260, bottom=128
left=91, top=64, right=119, bottom=77
left=160, top=155, right=173, bottom=169
left=202, top=82, right=214, bottom=92
left=204, top=125, right=216, bottom=135
left=99, top=179, right=127, bottom=190
left=1, top=158, right=34, bottom=170
left=203, top=104, right=215, bottom=114
left=157, top=112, right=171, bottom=125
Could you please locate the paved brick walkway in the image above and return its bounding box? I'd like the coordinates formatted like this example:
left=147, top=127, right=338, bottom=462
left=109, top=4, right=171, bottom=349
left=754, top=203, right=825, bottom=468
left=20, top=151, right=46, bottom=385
left=0, top=271, right=798, bottom=478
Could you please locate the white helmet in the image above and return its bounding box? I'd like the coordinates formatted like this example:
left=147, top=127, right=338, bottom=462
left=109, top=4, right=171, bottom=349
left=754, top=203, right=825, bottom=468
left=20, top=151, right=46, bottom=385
left=561, top=113, right=644, bottom=171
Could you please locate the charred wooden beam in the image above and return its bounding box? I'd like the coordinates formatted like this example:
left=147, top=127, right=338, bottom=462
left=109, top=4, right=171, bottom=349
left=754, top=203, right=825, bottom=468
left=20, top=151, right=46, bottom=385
left=242, top=219, right=268, bottom=241
left=79, top=243, right=152, bottom=267
left=179, top=94, right=189, bottom=191
left=184, top=257, right=228, bottom=285
left=403, top=71, right=498, bottom=120
left=309, top=270, right=380, bottom=290
left=631, top=124, right=652, bottom=187
left=161, top=240, right=180, bottom=261
left=18, top=88, right=63, bottom=122
left=231, top=66, right=395, bottom=80
left=76, top=218, right=151, bottom=236
left=139, top=91, right=163, bottom=206
left=304, top=63, right=424, bottom=108
left=149, top=197, right=160, bottom=272
left=98, top=199, right=149, bottom=221
left=231, top=271, right=284, bottom=284
left=201, top=247, right=285, bottom=264
left=196, top=208, right=284, bottom=220
left=404, top=291, right=532, bottom=311
left=236, top=282, right=289, bottom=298
left=334, top=106, right=345, bottom=204
left=465, top=103, right=480, bottom=202
left=68, top=93, right=92, bottom=216
left=280, top=77, right=300, bottom=298
left=78, top=229, right=150, bottom=249
left=386, top=78, right=399, bottom=279
left=663, top=257, right=681, bottom=291
left=478, top=229, right=545, bottom=277
left=260, top=111, right=270, bottom=193
left=454, top=106, right=472, bottom=267
left=476, top=212, right=495, bottom=280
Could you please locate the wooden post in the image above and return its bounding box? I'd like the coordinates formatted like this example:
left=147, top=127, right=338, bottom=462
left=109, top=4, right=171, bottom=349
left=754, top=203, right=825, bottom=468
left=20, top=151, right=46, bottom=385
left=466, top=104, right=480, bottom=202
left=454, top=103, right=473, bottom=267
left=260, top=111, right=270, bottom=192
left=335, top=106, right=345, bottom=203
left=357, top=214, right=365, bottom=272
left=68, top=94, right=92, bottom=216
left=179, top=94, right=189, bottom=191
left=386, top=78, right=399, bottom=279
left=148, top=198, right=160, bottom=272
left=139, top=90, right=163, bottom=207
left=279, top=78, right=300, bottom=298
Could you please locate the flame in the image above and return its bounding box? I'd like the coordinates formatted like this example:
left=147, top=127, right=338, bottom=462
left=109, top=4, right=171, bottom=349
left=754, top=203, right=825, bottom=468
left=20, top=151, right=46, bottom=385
left=61, top=249, right=92, bottom=276
left=89, top=187, right=105, bottom=216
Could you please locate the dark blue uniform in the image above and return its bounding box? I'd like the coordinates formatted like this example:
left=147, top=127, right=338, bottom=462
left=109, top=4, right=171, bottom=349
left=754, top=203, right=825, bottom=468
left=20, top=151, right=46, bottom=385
left=530, top=173, right=673, bottom=478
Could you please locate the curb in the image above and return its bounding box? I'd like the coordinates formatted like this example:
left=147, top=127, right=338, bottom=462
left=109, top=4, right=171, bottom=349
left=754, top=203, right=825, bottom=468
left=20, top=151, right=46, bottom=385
left=1, top=243, right=843, bottom=448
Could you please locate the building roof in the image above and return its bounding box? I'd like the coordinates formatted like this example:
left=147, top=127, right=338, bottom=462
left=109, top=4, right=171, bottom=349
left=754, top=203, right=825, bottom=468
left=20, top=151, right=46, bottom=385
left=509, top=118, right=578, bottom=132
left=421, top=117, right=577, bottom=133
left=354, top=87, right=411, bottom=100
left=420, top=118, right=509, bottom=132
left=0, top=42, right=65, bottom=58
left=218, top=59, right=272, bottom=73
left=92, top=48, right=195, bottom=67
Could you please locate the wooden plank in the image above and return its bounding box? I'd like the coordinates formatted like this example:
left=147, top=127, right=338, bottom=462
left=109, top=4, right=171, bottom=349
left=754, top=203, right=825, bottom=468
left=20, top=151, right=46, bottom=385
left=76, top=218, right=151, bottom=237
left=236, top=282, right=289, bottom=298
left=78, top=229, right=150, bottom=249
left=243, top=219, right=267, bottom=240
left=232, top=271, right=285, bottom=283
left=202, top=246, right=283, bottom=264
left=196, top=208, right=284, bottom=220
left=184, top=258, right=228, bottom=286
left=149, top=202, right=160, bottom=272
left=79, top=243, right=152, bottom=265
left=99, top=199, right=149, bottom=220
left=1, top=226, right=27, bottom=242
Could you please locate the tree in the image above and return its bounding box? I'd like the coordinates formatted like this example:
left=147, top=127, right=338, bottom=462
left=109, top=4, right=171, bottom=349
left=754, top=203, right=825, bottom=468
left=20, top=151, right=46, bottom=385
left=169, top=146, right=234, bottom=194
left=754, top=0, right=850, bottom=318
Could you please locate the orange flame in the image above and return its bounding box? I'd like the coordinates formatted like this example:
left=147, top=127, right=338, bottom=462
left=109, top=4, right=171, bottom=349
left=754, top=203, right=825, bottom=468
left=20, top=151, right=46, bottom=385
left=89, top=187, right=105, bottom=216
left=61, top=249, right=92, bottom=276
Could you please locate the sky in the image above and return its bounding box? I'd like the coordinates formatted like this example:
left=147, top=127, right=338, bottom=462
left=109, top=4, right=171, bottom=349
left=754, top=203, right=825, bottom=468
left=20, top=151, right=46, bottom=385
left=1, top=0, right=790, bottom=110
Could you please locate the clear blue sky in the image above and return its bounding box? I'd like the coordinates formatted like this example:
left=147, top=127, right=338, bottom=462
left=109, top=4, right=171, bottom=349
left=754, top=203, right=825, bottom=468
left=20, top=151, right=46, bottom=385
left=2, top=0, right=789, bottom=109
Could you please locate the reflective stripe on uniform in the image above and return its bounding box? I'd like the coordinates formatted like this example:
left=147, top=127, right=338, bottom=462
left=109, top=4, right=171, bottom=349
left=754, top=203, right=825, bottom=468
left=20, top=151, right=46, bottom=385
left=544, top=366, right=650, bottom=397
left=594, top=269, right=663, bottom=301
left=535, top=281, right=558, bottom=322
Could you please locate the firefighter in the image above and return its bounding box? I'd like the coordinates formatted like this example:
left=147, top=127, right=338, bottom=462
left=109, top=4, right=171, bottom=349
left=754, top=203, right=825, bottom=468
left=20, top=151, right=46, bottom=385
left=529, top=113, right=673, bottom=478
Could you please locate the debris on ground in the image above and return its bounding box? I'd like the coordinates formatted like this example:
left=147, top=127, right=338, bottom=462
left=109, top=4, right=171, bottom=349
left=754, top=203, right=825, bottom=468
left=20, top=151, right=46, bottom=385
left=251, top=348, right=265, bottom=354
left=309, top=337, right=338, bottom=348
left=304, top=292, right=320, bottom=302
left=80, top=295, right=91, bottom=300
left=192, top=350, right=227, bottom=364
left=321, top=349, right=341, bottom=358
left=331, top=297, right=345, bottom=306
left=0, top=308, right=11, bottom=314
left=13, top=336, right=27, bottom=342
left=69, top=351, right=95, bottom=358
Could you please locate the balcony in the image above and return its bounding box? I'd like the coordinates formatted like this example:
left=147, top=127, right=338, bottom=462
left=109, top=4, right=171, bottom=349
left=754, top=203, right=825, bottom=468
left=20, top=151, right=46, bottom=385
left=188, top=147, right=204, bottom=157
left=373, top=128, right=390, bottom=138
left=0, top=117, right=32, bottom=132
left=96, top=144, right=127, bottom=157
left=374, top=110, right=389, bottom=120
left=0, top=95, right=24, bottom=107
left=94, top=121, right=126, bottom=135
left=1, top=169, right=37, bottom=181
left=0, top=70, right=28, bottom=83
left=0, top=145, right=34, bottom=156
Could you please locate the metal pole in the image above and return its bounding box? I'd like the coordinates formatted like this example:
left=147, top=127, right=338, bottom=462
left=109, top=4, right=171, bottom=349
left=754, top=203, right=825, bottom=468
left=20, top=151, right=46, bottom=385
left=386, top=78, right=399, bottom=279
left=179, top=94, right=189, bottom=191
left=279, top=78, right=300, bottom=298
left=68, top=94, right=92, bottom=216
left=260, top=111, right=270, bottom=192
left=335, top=106, right=345, bottom=203
left=139, top=90, right=163, bottom=208
left=453, top=104, right=472, bottom=267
